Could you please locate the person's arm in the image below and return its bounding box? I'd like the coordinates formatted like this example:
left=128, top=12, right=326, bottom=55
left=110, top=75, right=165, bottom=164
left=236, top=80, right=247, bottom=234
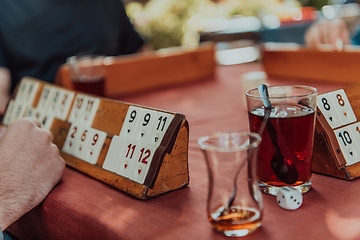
left=0, top=117, right=65, bottom=230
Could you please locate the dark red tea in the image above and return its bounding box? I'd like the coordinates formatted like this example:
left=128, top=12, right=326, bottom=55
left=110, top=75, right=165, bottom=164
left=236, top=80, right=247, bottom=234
left=248, top=104, right=315, bottom=187
left=72, top=76, right=105, bottom=97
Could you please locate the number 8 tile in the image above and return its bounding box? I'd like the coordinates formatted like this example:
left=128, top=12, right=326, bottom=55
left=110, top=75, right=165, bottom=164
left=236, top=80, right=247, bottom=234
left=329, top=89, right=356, bottom=126
left=317, top=92, right=342, bottom=129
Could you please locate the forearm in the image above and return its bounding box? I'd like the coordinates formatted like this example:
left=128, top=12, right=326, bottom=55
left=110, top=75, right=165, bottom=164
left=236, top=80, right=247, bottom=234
left=0, top=187, right=36, bottom=230
left=0, top=147, right=46, bottom=230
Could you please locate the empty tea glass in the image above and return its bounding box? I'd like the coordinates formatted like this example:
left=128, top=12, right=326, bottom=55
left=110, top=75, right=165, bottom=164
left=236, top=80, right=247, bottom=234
left=198, top=132, right=263, bottom=237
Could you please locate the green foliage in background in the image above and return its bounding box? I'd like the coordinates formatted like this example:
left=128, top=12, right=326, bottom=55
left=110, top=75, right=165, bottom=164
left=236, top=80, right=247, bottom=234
left=126, top=0, right=302, bottom=50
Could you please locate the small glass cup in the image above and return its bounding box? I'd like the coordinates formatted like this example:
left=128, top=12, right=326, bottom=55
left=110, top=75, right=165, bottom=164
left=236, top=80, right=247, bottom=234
left=198, top=132, right=263, bottom=237
left=66, top=55, right=106, bottom=96
left=246, top=85, right=318, bottom=195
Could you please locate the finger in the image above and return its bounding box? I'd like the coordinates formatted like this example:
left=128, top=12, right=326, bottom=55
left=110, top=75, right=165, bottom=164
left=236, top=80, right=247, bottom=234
left=319, top=22, right=331, bottom=45
left=304, top=26, right=313, bottom=45
left=23, top=117, right=41, bottom=128
left=41, top=128, right=54, bottom=143
left=340, top=25, right=351, bottom=45
left=48, top=130, right=54, bottom=143
left=330, top=24, right=342, bottom=46
left=341, top=33, right=351, bottom=45
left=305, top=26, right=322, bottom=47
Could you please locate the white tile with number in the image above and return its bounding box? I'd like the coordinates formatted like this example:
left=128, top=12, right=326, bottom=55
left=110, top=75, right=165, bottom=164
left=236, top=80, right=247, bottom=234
left=128, top=144, right=156, bottom=184
left=39, top=114, right=54, bottom=130
left=73, top=127, right=92, bottom=159
left=15, top=79, right=40, bottom=107
left=55, top=90, right=75, bottom=120
left=115, top=140, right=141, bottom=178
left=147, top=112, right=175, bottom=148
left=133, top=109, right=157, bottom=144
left=24, top=107, right=36, bottom=118
left=15, top=80, right=29, bottom=104
left=329, top=89, right=356, bottom=126
left=12, top=102, right=27, bottom=121
left=103, top=136, right=127, bottom=173
left=22, top=105, right=40, bottom=120
left=36, top=85, right=55, bottom=114
left=47, top=87, right=62, bottom=115
left=78, top=97, right=100, bottom=126
left=334, top=126, right=360, bottom=166
left=23, top=80, right=40, bottom=106
left=68, top=94, right=87, bottom=123
left=348, top=122, right=360, bottom=150
left=82, top=128, right=106, bottom=164
left=2, top=100, right=16, bottom=125
left=317, top=92, right=342, bottom=129
left=31, top=109, right=42, bottom=121
left=62, top=124, right=84, bottom=155
left=119, top=106, right=142, bottom=139
left=25, top=81, right=40, bottom=106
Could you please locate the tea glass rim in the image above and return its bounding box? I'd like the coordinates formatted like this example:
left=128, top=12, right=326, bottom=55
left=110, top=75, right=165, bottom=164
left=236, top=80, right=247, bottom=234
left=245, top=85, right=318, bottom=100
left=66, top=54, right=106, bottom=66
left=198, top=132, right=261, bottom=152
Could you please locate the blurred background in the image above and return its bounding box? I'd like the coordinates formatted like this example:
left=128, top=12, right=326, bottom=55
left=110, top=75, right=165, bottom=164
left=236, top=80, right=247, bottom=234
left=123, top=0, right=360, bottom=64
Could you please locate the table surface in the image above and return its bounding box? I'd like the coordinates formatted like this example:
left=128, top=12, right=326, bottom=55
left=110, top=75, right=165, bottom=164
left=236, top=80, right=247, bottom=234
left=9, top=63, right=360, bottom=240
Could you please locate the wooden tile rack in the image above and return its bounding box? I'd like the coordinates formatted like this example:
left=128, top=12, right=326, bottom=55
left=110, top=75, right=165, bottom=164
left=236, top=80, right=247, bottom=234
left=262, top=43, right=360, bottom=84
left=313, top=83, right=360, bottom=180
left=2, top=77, right=189, bottom=199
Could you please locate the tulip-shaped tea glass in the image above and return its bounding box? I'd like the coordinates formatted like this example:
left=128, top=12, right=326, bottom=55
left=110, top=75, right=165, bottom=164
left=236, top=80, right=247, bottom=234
left=67, top=55, right=106, bottom=96
left=198, top=132, right=263, bottom=237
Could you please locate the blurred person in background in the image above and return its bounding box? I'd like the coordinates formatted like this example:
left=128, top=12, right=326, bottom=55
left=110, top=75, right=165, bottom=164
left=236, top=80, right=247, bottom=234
left=305, top=18, right=351, bottom=47
left=305, top=0, right=360, bottom=47
left=0, top=0, right=144, bottom=113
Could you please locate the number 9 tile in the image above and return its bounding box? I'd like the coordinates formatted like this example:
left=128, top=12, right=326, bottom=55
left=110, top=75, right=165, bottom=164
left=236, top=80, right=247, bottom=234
left=82, top=128, right=107, bottom=164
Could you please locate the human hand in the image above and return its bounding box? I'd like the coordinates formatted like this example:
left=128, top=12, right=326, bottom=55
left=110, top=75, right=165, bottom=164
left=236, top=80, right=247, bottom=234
left=0, top=117, right=65, bottom=230
left=304, top=18, right=350, bottom=49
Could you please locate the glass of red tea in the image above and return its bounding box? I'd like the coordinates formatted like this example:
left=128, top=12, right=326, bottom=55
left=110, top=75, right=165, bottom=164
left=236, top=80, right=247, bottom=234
left=246, top=85, right=317, bottom=195
left=67, top=55, right=106, bottom=97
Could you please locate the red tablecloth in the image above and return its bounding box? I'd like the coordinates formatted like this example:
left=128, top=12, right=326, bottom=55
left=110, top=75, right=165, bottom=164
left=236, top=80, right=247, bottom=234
left=10, top=63, right=359, bottom=240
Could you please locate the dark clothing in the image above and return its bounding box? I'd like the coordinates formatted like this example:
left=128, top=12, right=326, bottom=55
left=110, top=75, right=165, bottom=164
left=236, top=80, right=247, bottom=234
left=0, top=0, right=144, bottom=91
